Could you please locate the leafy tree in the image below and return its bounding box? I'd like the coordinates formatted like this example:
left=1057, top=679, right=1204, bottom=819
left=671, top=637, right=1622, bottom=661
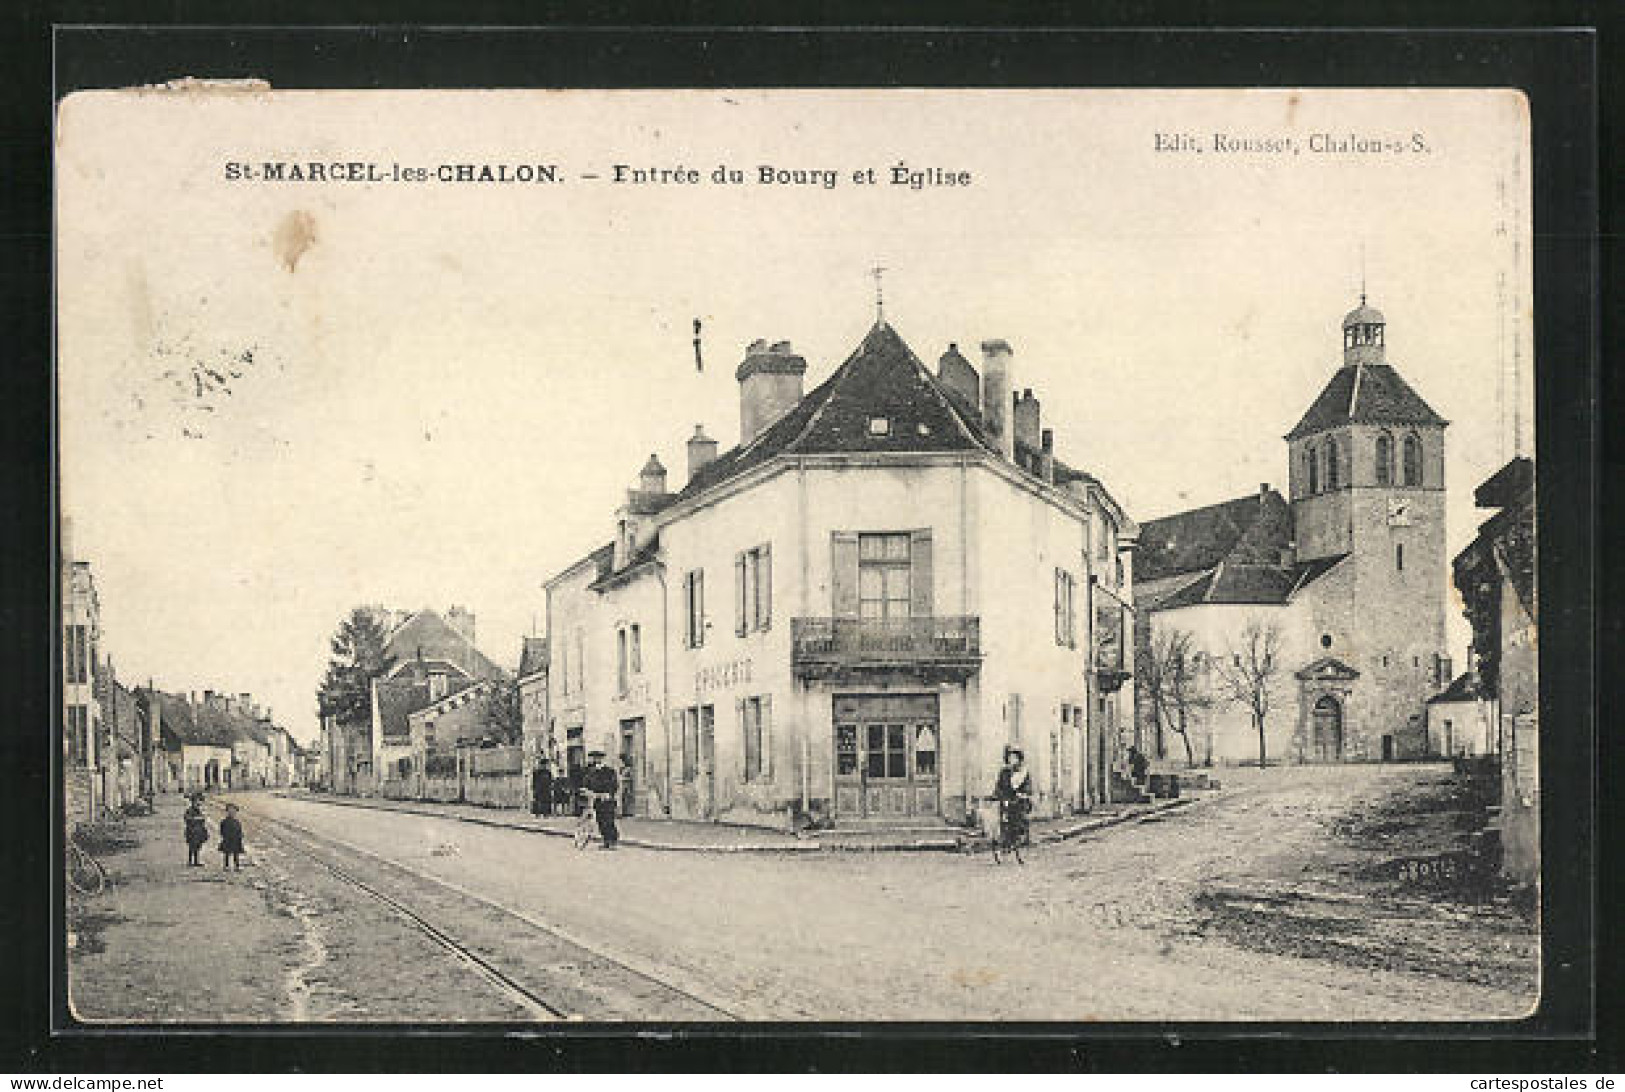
left=476, top=675, right=523, bottom=746
left=316, top=607, right=395, bottom=726
left=1136, top=627, right=1213, bottom=768
left=1214, top=620, right=1283, bottom=769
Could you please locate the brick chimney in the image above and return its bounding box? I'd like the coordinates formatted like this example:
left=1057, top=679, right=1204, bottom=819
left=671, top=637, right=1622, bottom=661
left=980, top=339, right=1014, bottom=461
left=687, top=424, right=718, bottom=483
left=937, top=343, right=980, bottom=417
left=1014, top=389, right=1041, bottom=452
left=1039, top=428, right=1056, bottom=484
left=736, top=339, right=807, bottom=444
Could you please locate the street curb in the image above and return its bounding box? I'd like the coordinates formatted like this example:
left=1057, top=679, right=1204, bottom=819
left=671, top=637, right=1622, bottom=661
left=269, top=790, right=1211, bottom=855
left=266, top=793, right=861, bottom=854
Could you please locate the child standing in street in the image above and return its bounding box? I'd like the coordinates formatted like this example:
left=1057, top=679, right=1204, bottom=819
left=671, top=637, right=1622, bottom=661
left=218, top=803, right=245, bottom=870
left=183, top=797, right=209, bottom=867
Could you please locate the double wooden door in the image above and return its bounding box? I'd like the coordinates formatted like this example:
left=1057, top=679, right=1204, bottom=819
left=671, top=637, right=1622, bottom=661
left=832, top=694, right=940, bottom=819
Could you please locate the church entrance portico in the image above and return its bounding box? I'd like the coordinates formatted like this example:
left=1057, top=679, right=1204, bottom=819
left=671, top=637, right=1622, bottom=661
left=1293, top=657, right=1360, bottom=764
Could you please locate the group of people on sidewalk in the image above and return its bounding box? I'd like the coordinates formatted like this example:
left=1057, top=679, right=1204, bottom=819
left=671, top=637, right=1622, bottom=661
left=182, top=794, right=246, bottom=870
left=530, top=749, right=622, bottom=850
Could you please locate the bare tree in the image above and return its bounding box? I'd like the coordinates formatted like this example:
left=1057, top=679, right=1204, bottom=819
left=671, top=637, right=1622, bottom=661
left=1135, top=627, right=1212, bottom=768
left=1214, top=620, right=1283, bottom=769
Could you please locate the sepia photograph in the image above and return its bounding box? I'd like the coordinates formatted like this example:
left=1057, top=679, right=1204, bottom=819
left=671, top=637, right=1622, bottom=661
left=54, top=83, right=1548, bottom=1027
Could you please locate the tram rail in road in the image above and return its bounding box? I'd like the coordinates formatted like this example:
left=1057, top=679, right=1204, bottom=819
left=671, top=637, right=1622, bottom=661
left=230, top=797, right=743, bottom=1023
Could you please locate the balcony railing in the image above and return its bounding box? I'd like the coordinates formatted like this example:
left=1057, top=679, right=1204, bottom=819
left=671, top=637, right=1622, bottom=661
left=791, top=616, right=981, bottom=678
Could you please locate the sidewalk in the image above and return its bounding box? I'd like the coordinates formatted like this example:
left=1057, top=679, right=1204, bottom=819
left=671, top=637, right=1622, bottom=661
left=67, top=793, right=301, bottom=1022
left=269, top=786, right=1214, bottom=853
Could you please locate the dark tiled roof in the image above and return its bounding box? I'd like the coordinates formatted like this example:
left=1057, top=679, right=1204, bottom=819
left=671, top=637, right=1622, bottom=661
left=625, top=489, right=676, bottom=516
left=1428, top=672, right=1484, bottom=705
left=518, top=636, right=549, bottom=678
left=1474, top=455, right=1533, bottom=510
left=1151, top=554, right=1346, bottom=608
left=1135, top=489, right=1290, bottom=582
left=375, top=679, right=430, bottom=740
left=383, top=609, right=503, bottom=680
left=1285, top=364, right=1447, bottom=441
left=672, top=322, right=995, bottom=504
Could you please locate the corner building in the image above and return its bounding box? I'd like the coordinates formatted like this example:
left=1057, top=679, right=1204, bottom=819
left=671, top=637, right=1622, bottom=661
left=545, top=320, right=1136, bottom=830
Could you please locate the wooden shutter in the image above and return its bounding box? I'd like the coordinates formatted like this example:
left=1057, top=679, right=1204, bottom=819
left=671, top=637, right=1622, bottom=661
left=738, top=697, right=752, bottom=779
left=1054, top=569, right=1065, bottom=645
left=831, top=532, right=859, bottom=618
left=697, top=571, right=705, bottom=646
left=761, top=544, right=773, bottom=630
left=735, top=553, right=748, bottom=636
left=761, top=694, right=773, bottom=779
left=910, top=529, right=933, bottom=618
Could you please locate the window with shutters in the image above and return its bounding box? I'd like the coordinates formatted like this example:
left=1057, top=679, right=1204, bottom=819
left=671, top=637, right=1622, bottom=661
left=65, top=704, right=89, bottom=764
left=1054, top=568, right=1077, bottom=647
left=616, top=627, right=628, bottom=696
left=735, top=544, right=773, bottom=635
left=858, top=533, right=912, bottom=620
left=741, top=695, right=772, bottom=781
left=680, top=706, right=704, bottom=782
left=64, top=624, right=88, bottom=685
left=684, top=569, right=706, bottom=647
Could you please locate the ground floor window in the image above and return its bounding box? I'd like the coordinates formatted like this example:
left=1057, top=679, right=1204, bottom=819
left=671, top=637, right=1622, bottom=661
left=741, top=696, right=772, bottom=781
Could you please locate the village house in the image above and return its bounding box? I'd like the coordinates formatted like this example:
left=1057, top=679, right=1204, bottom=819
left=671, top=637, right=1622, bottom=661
left=1452, top=455, right=1536, bottom=884
left=543, top=316, right=1136, bottom=831
left=61, top=517, right=105, bottom=825
left=1134, top=296, right=1453, bottom=766
left=1425, top=671, right=1497, bottom=759
left=322, top=606, right=502, bottom=796
left=517, top=636, right=550, bottom=777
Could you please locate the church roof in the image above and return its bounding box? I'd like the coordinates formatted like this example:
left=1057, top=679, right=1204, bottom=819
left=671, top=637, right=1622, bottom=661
left=673, top=321, right=997, bottom=504
left=1285, top=363, right=1447, bottom=441
left=1134, top=489, right=1292, bottom=582
left=1152, top=554, right=1346, bottom=608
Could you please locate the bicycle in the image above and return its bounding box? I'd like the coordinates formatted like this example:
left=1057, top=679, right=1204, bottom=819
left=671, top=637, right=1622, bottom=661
left=66, top=830, right=108, bottom=896
left=574, top=790, right=610, bottom=850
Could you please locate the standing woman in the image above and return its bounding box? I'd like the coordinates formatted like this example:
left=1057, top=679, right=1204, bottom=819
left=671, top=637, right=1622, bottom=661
left=993, top=746, right=1034, bottom=850
left=183, top=795, right=209, bottom=867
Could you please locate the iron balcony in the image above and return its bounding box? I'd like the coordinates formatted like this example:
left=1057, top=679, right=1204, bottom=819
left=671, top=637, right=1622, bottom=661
left=790, top=616, right=982, bottom=682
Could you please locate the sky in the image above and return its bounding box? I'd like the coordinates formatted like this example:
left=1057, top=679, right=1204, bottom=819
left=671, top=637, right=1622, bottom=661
left=56, top=89, right=1533, bottom=746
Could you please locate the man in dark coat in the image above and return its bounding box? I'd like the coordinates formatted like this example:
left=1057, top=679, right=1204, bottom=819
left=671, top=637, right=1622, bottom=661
left=531, top=758, right=555, bottom=817
left=582, top=750, right=620, bottom=850
left=218, top=803, right=245, bottom=870
left=183, top=798, right=209, bottom=866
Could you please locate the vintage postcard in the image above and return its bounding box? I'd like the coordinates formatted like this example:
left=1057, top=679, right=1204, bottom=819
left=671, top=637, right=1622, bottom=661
left=56, top=86, right=1539, bottom=1024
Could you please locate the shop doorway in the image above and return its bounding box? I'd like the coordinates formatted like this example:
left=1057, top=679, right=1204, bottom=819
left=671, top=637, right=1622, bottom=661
left=832, top=694, right=939, bottom=819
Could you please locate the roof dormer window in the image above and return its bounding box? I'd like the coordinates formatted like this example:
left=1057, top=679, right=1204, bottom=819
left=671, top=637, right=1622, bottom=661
left=867, top=416, right=891, bottom=436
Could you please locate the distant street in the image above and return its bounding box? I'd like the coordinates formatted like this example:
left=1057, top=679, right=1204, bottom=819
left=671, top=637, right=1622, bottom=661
left=69, top=764, right=1537, bottom=1023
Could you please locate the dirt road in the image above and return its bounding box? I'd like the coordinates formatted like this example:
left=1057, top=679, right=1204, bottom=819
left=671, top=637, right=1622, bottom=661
left=69, top=764, right=1538, bottom=1022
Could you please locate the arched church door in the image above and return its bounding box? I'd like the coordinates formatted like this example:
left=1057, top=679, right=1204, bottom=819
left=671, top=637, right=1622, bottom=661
left=1312, top=696, right=1344, bottom=762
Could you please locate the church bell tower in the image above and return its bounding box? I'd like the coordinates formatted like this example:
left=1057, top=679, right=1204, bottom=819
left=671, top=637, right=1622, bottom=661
left=1283, top=296, right=1451, bottom=757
